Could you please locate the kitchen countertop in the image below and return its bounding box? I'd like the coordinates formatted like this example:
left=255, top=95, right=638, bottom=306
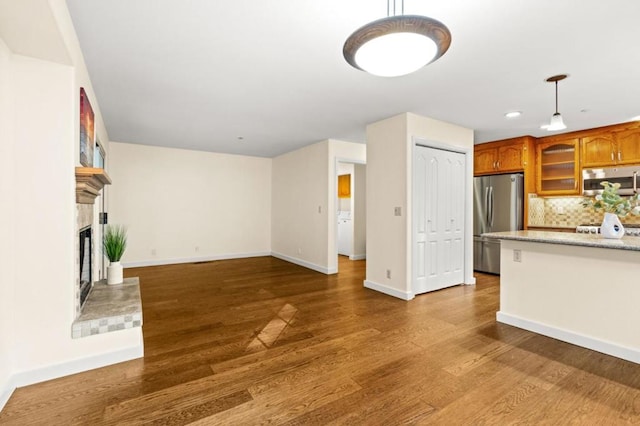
left=482, top=230, right=640, bottom=252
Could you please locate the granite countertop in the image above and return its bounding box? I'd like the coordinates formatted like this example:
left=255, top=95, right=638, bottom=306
left=482, top=230, right=640, bottom=252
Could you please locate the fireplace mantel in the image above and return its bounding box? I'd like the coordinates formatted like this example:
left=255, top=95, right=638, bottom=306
left=75, top=167, right=111, bottom=204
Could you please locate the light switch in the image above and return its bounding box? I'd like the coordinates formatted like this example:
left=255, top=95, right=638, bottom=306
left=394, top=207, right=401, bottom=216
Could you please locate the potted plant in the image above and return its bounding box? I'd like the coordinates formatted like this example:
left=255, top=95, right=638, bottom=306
left=582, top=181, right=640, bottom=238
left=104, top=225, right=127, bottom=284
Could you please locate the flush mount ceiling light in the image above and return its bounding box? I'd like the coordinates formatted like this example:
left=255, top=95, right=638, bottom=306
left=546, top=74, right=568, bottom=131
left=343, top=0, right=451, bottom=77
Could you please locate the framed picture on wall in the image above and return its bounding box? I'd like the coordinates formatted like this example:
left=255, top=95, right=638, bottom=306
left=94, top=137, right=105, bottom=169
left=79, top=88, right=95, bottom=167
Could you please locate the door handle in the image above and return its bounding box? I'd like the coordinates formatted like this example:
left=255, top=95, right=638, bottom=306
left=611, top=152, right=614, bottom=161
left=634, top=171, right=638, bottom=194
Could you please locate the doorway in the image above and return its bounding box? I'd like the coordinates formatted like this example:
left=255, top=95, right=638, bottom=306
left=413, top=145, right=465, bottom=294
left=335, top=161, right=366, bottom=272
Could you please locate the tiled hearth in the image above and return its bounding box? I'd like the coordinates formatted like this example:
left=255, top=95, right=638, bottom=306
left=72, top=277, right=142, bottom=338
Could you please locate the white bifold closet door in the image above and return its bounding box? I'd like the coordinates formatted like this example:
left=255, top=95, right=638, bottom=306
left=413, top=145, right=465, bottom=294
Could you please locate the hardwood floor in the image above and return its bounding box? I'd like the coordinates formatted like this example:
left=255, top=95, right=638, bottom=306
left=2, top=256, right=640, bottom=424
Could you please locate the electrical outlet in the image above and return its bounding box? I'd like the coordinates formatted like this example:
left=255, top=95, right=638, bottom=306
left=394, top=207, right=402, bottom=216
left=151, top=249, right=157, bottom=256
left=513, top=249, right=522, bottom=262
left=318, top=205, right=322, bottom=213
left=297, top=248, right=302, bottom=255
left=386, top=269, right=391, bottom=279
left=195, top=246, right=199, bottom=252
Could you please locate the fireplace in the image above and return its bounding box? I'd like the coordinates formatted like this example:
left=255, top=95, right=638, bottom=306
left=79, top=226, right=92, bottom=307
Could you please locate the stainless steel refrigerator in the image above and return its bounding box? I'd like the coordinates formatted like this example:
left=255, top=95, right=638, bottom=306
left=473, top=173, right=524, bottom=274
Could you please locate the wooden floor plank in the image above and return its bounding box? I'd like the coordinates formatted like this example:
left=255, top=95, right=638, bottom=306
left=2, top=256, right=640, bottom=424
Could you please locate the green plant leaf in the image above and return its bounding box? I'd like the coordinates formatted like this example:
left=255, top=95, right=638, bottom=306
left=104, top=225, right=127, bottom=262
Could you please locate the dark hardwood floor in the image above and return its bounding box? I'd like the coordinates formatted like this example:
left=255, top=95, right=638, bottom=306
left=2, top=256, right=640, bottom=424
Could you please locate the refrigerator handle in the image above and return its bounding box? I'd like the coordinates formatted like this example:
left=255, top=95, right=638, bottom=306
left=489, top=186, right=494, bottom=227
left=484, top=186, right=490, bottom=226
left=514, top=174, right=524, bottom=230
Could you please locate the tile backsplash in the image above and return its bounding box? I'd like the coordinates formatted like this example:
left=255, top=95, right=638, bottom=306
left=528, top=194, right=640, bottom=228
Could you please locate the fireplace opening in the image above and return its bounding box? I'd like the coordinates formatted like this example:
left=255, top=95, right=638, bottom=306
left=79, top=226, right=92, bottom=307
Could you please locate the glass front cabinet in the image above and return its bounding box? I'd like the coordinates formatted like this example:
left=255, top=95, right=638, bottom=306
left=536, top=139, right=580, bottom=195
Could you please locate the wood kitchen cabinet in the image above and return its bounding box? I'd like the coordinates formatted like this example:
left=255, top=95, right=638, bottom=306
left=474, top=137, right=531, bottom=175
left=581, top=133, right=616, bottom=167
left=536, top=138, right=580, bottom=195
left=581, top=126, right=640, bottom=168
left=338, top=174, right=350, bottom=198
left=475, top=136, right=535, bottom=229
left=474, top=148, right=498, bottom=175
left=614, top=128, right=640, bottom=165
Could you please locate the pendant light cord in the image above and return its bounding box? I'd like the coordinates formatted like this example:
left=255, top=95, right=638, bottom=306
left=555, top=81, right=559, bottom=114
left=387, top=0, right=404, bottom=17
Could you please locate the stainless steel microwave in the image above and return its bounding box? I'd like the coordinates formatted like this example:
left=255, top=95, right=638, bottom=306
left=582, top=166, right=640, bottom=195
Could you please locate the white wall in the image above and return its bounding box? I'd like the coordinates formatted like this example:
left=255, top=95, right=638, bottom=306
left=271, top=140, right=330, bottom=272
left=365, top=114, right=409, bottom=296
left=0, top=0, right=142, bottom=409
left=353, top=164, right=366, bottom=259
left=0, top=36, right=16, bottom=409
left=108, top=142, right=272, bottom=266
left=271, top=139, right=365, bottom=274
left=365, top=113, right=474, bottom=299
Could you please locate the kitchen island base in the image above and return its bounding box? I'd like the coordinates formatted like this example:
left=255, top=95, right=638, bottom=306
left=494, top=237, right=640, bottom=364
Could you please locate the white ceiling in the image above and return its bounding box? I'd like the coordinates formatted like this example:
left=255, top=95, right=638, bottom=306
left=65, top=0, right=640, bottom=158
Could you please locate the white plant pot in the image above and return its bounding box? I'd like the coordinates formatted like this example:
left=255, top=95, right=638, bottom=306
left=107, top=261, right=124, bottom=285
left=601, top=212, right=625, bottom=239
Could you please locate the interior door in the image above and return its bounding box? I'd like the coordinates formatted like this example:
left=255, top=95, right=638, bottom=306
left=414, top=145, right=465, bottom=294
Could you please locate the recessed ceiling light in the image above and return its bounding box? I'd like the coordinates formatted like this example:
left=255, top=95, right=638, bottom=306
left=504, top=111, right=522, bottom=118
left=237, top=136, right=244, bottom=141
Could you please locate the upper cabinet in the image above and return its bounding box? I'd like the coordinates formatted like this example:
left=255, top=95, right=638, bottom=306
left=536, top=138, right=580, bottom=195
left=614, top=128, right=640, bottom=165
left=338, top=174, right=351, bottom=198
left=497, top=144, right=526, bottom=171
left=581, top=126, right=640, bottom=168
left=474, top=137, right=531, bottom=176
left=474, top=148, right=498, bottom=175
left=581, top=133, right=616, bottom=167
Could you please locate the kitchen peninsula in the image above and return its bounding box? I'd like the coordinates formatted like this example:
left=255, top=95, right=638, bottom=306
left=484, top=230, right=640, bottom=364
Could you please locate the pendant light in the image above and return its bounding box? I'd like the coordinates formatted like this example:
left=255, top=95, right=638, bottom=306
left=546, top=74, right=568, bottom=131
left=343, top=0, right=451, bottom=77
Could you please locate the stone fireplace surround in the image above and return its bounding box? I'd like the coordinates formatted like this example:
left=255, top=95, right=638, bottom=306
left=72, top=167, right=142, bottom=339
